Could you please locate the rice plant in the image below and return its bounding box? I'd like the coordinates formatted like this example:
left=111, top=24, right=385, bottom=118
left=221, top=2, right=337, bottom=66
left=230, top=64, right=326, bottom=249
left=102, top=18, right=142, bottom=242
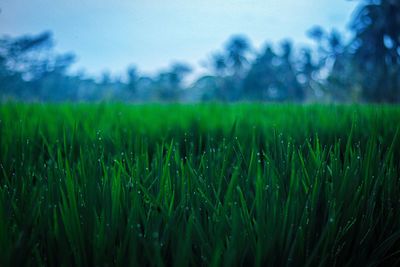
left=0, top=103, right=400, bottom=266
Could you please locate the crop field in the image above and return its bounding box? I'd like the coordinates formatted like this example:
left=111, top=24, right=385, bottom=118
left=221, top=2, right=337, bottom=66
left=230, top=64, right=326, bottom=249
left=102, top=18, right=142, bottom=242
left=1, top=103, right=400, bottom=266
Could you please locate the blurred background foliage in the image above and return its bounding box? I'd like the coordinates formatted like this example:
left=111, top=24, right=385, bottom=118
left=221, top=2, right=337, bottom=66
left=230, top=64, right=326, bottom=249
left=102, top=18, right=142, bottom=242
left=0, top=0, right=399, bottom=103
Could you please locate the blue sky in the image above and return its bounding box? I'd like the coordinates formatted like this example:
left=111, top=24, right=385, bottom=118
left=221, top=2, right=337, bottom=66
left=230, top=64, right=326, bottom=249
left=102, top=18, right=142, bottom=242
left=0, top=0, right=358, bottom=77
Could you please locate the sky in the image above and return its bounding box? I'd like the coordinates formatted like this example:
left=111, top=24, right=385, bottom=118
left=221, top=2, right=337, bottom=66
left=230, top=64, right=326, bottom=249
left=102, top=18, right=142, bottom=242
left=0, top=0, right=359, bottom=78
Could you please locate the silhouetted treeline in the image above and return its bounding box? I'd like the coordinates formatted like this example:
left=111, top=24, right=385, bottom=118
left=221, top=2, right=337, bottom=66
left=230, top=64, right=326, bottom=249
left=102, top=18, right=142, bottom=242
left=1, top=0, right=399, bottom=102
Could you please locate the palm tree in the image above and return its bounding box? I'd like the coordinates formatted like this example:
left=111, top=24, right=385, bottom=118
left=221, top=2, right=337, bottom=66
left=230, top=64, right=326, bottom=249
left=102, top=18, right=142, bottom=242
left=225, top=35, right=251, bottom=78
left=223, top=36, right=252, bottom=100
left=210, top=53, right=227, bottom=77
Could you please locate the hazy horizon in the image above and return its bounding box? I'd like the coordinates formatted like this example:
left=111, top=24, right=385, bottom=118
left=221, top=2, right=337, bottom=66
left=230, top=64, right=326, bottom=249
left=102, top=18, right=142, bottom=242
left=0, top=0, right=358, bottom=78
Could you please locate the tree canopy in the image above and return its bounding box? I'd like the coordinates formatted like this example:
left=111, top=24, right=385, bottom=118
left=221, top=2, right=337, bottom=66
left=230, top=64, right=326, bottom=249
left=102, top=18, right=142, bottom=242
left=1, top=0, right=399, bottom=102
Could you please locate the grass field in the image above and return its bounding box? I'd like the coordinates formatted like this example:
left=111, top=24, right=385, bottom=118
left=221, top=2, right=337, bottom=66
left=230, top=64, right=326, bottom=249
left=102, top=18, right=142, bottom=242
left=1, top=103, right=400, bottom=266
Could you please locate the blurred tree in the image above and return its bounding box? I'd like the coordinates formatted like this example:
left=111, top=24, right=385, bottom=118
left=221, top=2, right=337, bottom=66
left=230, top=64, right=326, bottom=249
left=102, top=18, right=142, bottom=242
left=154, top=62, right=192, bottom=101
left=205, top=53, right=229, bottom=101
left=297, top=48, right=320, bottom=100
left=307, top=27, right=360, bottom=101
left=350, top=0, right=400, bottom=102
left=101, top=71, right=112, bottom=85
left=244, top=41, right=305, bottom=101
left=186, top=75, right=220, bottom=101
left=0, top=31, right=76, bottom=100
left=126, top=65, right=138, bottom=96
left=225, top=36, right=251, bottom=77
left=243, top=45, right=278, bottom=100
left=169, top=63, right=192, bottom=88
left=36, top=53, right=77, bottom=101
left=2, top=0, right=400, bottom=104
left=210, top=53, right=227, bottom=77
left=224, top=35, right=252, bottom=100
left=326, top=30, right=361, bottom=101
left=278, top=40, right=304, bottom=100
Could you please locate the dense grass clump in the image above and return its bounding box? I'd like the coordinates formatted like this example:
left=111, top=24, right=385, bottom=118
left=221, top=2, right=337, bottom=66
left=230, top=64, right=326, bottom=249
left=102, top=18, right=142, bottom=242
left=1, top=103, right=400, bottom=266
